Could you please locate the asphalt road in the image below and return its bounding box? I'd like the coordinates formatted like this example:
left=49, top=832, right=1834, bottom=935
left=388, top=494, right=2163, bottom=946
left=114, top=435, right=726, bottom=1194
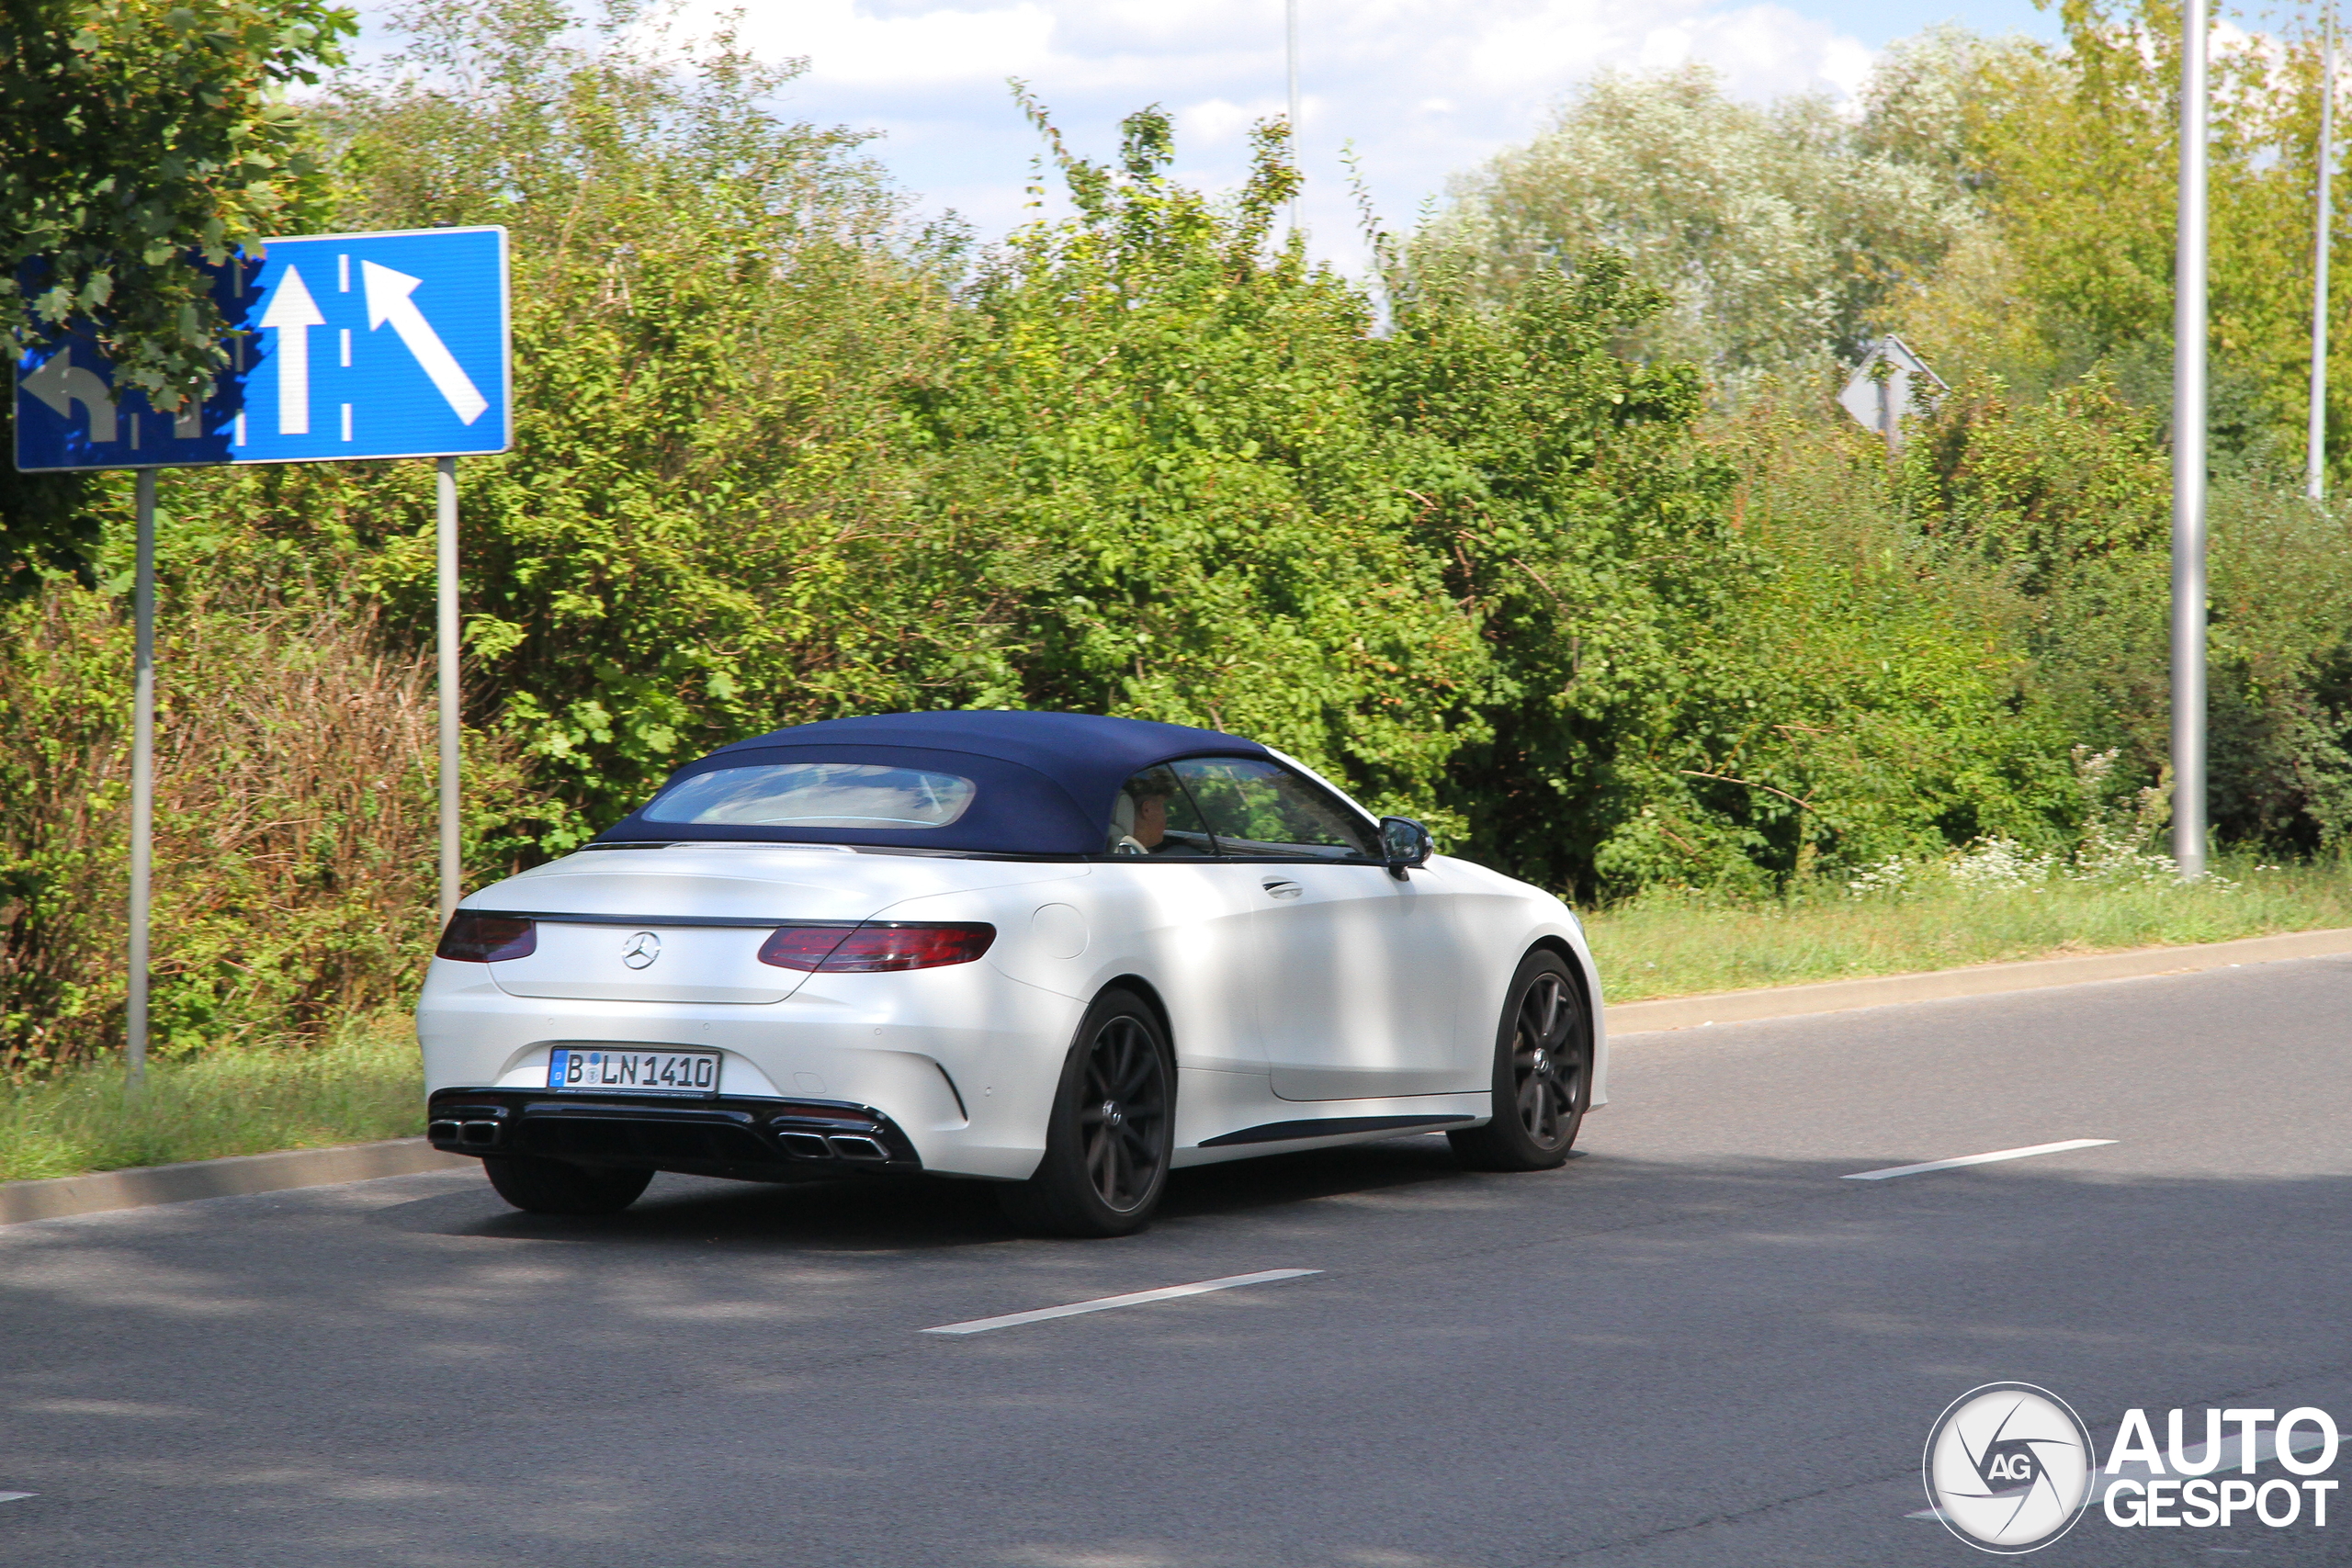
left=5, top=955, right=2351, bottom=1567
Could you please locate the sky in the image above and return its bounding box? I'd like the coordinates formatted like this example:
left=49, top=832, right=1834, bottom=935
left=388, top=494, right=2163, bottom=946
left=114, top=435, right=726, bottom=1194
left=365, top=0, right=2069, bottom=265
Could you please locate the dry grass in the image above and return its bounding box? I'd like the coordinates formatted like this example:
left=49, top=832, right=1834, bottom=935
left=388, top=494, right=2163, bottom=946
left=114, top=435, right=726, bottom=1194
left=0, top=578, right=528, bottom=1071
left=1583, top=855, right=2352, bottom=1001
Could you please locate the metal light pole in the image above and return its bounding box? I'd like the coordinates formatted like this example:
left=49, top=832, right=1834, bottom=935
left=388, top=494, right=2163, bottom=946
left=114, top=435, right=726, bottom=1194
left=126, top=468, right=156, bottom=1091
left=1285, top=0, right=1301, bottom=236
left=2313, top=11, right=2336, bottom=502
left=437, top=455, right=461, bottom=923
left=2174, top=0, right=2210, bottom=878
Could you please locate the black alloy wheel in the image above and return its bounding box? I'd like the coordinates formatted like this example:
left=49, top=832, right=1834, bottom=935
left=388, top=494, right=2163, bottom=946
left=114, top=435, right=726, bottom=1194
left=1509, top=966, right=1586, bottom=1147
left=1078, top=1013, right=1169, bottom=1210
left=1450, top=951, right=1590, bottom=1172
left=999, top=989, right=1174, bottom=1236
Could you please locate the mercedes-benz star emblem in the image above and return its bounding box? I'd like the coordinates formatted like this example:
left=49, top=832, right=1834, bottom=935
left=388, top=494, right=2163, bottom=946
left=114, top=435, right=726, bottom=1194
left=620, top=931, right=661, bottom=969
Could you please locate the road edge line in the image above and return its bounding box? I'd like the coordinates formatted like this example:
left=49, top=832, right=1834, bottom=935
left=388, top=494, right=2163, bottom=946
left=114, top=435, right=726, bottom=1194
left=0, top=1139, right=472, bottom=1226
left=1602, top=926, right=2352, bottom=1037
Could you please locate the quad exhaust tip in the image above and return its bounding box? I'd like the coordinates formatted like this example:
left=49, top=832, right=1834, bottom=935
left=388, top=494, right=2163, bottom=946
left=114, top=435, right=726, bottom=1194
left=771, top=1129, right=890, bottom=1161
left=426, top=1095, right=912, bottom=1170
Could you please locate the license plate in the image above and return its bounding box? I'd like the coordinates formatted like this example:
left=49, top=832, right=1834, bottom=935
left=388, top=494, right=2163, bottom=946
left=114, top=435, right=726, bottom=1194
left=546, top=1046, right=721, bottom=1096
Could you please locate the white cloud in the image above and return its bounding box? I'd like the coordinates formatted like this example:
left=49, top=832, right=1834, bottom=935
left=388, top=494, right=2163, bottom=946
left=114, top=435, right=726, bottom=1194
left=346, top=0, right=2059, bottom=270
left=1636, top=27, right=1698, bottom=71
left=1818, top=35, right=1878, bottom=101
left=752, top=0, right=1059, bottom=86
left=1175, top=96, right=1294, bottom=151
left=710, top=0, right=1894, bottom=266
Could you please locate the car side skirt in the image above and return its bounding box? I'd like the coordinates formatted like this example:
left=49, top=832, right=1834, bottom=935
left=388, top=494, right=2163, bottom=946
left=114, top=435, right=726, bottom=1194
left=1198, top=1113, right=1478, bottom=1147
left=1170, top=1090, right=1491, bottom=1168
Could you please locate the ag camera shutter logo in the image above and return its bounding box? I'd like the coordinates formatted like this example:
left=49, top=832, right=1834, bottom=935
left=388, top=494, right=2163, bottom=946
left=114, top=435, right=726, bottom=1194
left=1923, top=1382, right=2094, bottom=1552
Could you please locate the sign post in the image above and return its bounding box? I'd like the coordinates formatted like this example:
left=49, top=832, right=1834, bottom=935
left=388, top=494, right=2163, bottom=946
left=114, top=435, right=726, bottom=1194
left=437, top=455, right=460, bottom=924
left=13, top=225, right=510, bottom=1080
left=127, top=468, right=155, bottom=1091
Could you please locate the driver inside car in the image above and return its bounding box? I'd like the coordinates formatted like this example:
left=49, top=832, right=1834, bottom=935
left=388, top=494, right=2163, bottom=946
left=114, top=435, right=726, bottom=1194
left=1107, top=766, right=1211, bottom=855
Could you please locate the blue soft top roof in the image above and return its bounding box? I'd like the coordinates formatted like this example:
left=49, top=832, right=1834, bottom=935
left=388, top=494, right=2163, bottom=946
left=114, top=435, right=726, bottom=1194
left=594, top=710, right=1271, bottom=856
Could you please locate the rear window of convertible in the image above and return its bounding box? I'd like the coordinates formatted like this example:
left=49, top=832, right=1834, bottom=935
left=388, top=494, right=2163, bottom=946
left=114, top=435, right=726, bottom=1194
left=641, top=762, right=978, bottom=829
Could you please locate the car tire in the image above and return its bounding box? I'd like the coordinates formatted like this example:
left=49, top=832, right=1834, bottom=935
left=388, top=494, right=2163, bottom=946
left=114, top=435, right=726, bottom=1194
left=481, top=1154, right=654, bottom=1215
left=1448, top=950, right=1590, bottom=1172
left=998, top=988, right=1175, bottom=1237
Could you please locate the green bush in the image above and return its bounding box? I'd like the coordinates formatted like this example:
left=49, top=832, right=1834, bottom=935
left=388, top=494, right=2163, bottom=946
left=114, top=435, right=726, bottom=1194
left=16, top=2, right=2352, bottom=1081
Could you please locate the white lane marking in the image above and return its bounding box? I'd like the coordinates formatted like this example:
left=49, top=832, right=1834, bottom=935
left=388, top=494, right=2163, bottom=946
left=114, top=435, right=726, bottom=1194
left=1843, top=1139, right=2117, bottom=1181
left=922, top=1269, right=1320, bottom=1336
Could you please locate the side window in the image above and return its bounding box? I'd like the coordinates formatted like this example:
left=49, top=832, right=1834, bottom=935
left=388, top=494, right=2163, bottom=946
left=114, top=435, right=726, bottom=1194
left=1104, top=765, right=1219, bottom=857
left=1170, top=758, right=1377, bottom=861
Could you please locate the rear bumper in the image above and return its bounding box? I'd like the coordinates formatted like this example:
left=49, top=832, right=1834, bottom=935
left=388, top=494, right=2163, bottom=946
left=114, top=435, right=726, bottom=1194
left=415, top=963, right=1089, bottom=1180
left=425, top=1088, right=925, bottom=1181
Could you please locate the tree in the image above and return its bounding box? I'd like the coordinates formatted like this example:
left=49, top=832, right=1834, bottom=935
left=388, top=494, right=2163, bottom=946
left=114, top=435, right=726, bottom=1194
left=1431, top=64, right=1973, bottom=400
left=1882, top=2, right=2342, bottom=468
left=908, top=100, right=1485, bottom=821
left=189, top=0, right=977, bottom=848
left=0, top=0, right=353, bottom=597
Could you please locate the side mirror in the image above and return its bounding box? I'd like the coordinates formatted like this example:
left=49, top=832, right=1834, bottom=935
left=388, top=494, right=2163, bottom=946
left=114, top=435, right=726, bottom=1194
left=1379, top=816, right=1434, bottom=879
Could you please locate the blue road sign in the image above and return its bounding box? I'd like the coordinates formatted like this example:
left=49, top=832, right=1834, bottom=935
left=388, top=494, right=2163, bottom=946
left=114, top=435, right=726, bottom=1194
left=13, top=226, right=509, bottom=471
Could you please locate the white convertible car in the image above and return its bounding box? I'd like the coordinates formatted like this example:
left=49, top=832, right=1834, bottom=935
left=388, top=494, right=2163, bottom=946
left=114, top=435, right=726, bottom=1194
left=416, top=711, right=1606, bottom=1235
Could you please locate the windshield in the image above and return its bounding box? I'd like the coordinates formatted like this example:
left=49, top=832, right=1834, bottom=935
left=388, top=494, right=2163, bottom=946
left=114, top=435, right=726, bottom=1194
left=641, top=762, right=978, bottom=829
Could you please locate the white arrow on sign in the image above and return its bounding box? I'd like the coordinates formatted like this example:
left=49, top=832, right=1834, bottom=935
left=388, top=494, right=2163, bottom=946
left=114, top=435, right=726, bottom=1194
left=23, top=347, right=118, bottom=442
left=259, top=265, right=325, bottom=434
left=362, top=261, right=489, bottom=425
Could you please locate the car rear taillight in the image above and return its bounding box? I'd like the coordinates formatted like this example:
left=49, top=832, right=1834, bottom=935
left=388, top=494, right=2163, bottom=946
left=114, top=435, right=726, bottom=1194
left=435, top=912, right=537, bottom=963
left=757, top=922, right=994, bottom=973
left=755, top=926, right=854, bottom=970
left=824, top=923, right=996, bottom=971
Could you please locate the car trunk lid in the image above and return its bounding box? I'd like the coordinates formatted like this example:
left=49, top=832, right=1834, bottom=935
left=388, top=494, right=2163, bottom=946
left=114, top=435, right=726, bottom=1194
left=467, top=844, right=1080, bottom=1004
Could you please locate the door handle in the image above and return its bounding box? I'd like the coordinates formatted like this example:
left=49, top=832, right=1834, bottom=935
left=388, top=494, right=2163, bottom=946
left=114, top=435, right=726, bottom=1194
left=1261, top=878, right=1303, bottom=900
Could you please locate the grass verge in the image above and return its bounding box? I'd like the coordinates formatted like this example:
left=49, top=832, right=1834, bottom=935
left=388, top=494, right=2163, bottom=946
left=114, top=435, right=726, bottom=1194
left=8, top=855, right=2352, bottom=1182
left=0, top=1013, right=423, bottom=1182
left=1583, top=855, right=2352, bottom=1002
